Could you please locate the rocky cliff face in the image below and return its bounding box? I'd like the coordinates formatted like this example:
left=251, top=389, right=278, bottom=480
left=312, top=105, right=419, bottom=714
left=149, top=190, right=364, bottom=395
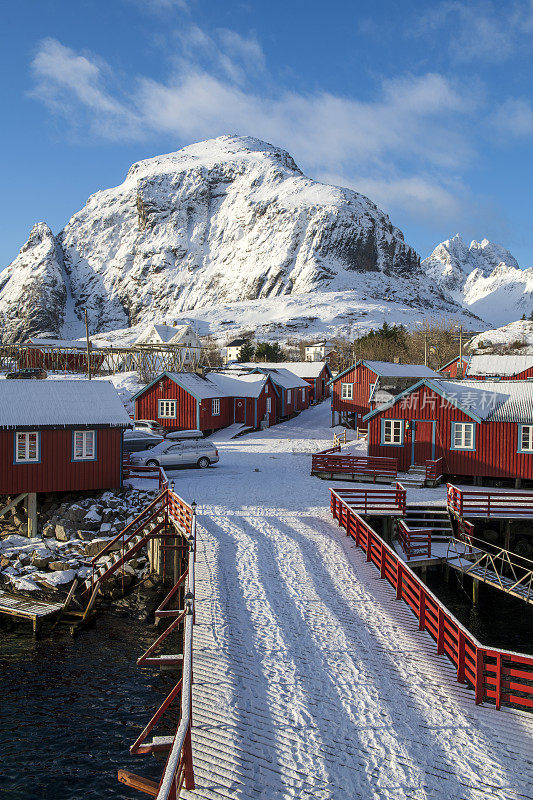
left=0, top=223, right=66, bottom=342
left=0, top=136, right=430, bottom=341
left=423, top=234, right=533, bottom=326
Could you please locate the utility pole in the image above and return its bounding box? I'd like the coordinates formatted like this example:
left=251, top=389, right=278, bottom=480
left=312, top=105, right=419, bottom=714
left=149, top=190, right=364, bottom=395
left=459, top=325, right=463, bottom=368
left=424, top=333, right=428, bottom=367
left=85, top=309, right=92, bottom=380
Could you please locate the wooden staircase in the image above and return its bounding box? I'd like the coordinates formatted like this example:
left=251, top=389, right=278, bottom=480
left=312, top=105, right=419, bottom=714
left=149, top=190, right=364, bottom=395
left=402, top=505, right=454, bottom=542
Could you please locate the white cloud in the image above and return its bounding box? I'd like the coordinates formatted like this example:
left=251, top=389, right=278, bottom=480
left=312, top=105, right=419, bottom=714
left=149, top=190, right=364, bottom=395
left=28, top=33, right=480, bottom=225
left=492, top=97, right=533, bottom=136
left=416, top=0, right=533, bottom=62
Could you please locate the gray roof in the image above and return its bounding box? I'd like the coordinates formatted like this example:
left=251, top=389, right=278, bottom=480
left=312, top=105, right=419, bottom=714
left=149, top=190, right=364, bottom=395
left=28, top=337, right=101, bottom=351
left=429, top=379, right=533, bottom=422
left=167, top=372, right=223, bottom=400
left=208, top=372, right=267, bottom=398
left=253, top=367, right=309, bottom=390
left=364, top=360, right=441, bottom=378
left=466, top=355, right=533, bottom=377
left=0, top=380, right=131, bottom=429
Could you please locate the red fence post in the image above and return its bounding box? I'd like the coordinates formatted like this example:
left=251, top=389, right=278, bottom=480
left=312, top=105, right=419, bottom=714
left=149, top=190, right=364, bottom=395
left=437, top=608, right=445, bottom=654
left=396, top=562, right=402, bottom=599
left=380, top=543, right=386, bottom=578
left=475, top=648, right=484, bottom=704
left=457, top=632, right=465, bottom=683
left=419, top=589, right=426, bottom=631
left=355, top=516, right=360, bottom=547
left=495, top=652, right=502, bottom=710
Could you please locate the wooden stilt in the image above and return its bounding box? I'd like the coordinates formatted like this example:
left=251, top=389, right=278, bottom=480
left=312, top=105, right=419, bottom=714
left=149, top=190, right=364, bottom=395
left=26, top=493, right=37, bottom=538
left=472, top=578, right=479, bottom=604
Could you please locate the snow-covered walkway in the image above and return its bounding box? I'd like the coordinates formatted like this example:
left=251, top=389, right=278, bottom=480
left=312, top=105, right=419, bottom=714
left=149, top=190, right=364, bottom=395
left=162, top=405, right=533, bottom=800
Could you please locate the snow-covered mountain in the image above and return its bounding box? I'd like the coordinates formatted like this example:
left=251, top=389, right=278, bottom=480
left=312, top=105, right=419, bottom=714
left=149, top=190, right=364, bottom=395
left=423, top=234, right=533, bottom=327
left=0, top=135, right=479, bottom=343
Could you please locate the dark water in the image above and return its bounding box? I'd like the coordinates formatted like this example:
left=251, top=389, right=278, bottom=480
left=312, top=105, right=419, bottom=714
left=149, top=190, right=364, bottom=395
left=0, top=615, right=174, bottom=800
left=423, top=566, right=533, bottom=655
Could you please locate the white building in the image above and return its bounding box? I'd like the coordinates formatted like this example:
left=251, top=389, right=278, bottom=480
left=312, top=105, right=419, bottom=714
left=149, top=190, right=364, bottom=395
left=304, top=341, right=334, bottom=362
left=224, top=338, right=249, bottom=363
left=134, top=323, right=201, bottom=364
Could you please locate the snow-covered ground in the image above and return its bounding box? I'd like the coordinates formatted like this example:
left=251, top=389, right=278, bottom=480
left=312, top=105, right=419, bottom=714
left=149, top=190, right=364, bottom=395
left=130, top=403, right=533, bottom=800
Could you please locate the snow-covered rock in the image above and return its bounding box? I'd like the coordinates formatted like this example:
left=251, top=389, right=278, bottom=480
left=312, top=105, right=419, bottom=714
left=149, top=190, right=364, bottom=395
left=469, top=319, right=533, bottom=353
left=424, top=234, right=533, bottom=326
left=0, top=135, right=477, bottom=343
left=0, top=222, right=67, bottom=342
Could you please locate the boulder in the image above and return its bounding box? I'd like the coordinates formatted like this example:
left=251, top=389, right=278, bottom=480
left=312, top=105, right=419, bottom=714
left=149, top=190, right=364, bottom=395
left=66, top=504, right=86, bottom=523
left=55, top=523, right=75, bottom=542
left=42, top=523, right=56, bottom=538
left=48, top=560, right=69, bottom=571
left=31, top=553, right=52, bottom=570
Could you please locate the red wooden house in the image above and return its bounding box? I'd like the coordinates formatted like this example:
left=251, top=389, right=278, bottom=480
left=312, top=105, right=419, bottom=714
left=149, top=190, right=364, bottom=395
left=0, top=380, right=130, bottom=494
left=20, top=338, right=105, bottom=373
left=235, top=361, right=331, bottom=402
left=250, top=368, right=310, bottom=418
left=363, top=378, right=533, bottom=482
left=330, top=360, right=441, bottom=429
left=466, top=355, right=533, bottom=381
left=132, top=371, right=280, bottom=433
left=439, top=355, right=469, bottom=379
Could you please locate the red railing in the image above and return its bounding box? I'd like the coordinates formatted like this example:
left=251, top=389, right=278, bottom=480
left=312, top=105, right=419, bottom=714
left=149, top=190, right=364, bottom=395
left=425, top=458, right=443, bottom=483
left=331, top=483, right=406, bottom=517
left=118, top=493, right=196, bottom=799
left=123, top=455, right=169, bottom=491
left=447, top=483, right=533, bottom=518
left=397, top=519, right=432, bottom=560
left=331, top=489, right=533, bottom=712
left=312, top=453, right=398, bottom=481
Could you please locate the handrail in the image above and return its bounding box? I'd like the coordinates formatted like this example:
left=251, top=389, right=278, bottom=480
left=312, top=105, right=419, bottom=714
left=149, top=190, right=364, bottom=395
left=91, top=491, right=166, bottom=564
left=331, top=489, right=533, bottom=711
left=156, top=499, right=196, bottom=799
left=447, top=483, right=533, bottom=518
left=425, top=458, right=443, bottom=482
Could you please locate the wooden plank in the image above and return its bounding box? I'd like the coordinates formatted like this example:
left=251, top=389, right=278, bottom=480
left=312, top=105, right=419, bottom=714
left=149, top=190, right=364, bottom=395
left=117, top=770, right=159, bottom=797
left=0, top=590, right=63, bottom=618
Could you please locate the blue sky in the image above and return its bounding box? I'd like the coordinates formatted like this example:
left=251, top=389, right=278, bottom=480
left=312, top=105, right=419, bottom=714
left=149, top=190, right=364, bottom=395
left=1, top=0, right=532, bottom=268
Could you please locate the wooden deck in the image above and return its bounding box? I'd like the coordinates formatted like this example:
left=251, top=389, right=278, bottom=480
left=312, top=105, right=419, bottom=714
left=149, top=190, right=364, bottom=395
left=0, top=590, right=63, bottom=633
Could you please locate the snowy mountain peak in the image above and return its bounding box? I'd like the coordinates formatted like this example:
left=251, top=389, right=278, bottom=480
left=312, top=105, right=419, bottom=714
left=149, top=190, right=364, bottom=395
left=126, top=135, right=303, bottom=183
left=423, top=235, right=531, bottom=326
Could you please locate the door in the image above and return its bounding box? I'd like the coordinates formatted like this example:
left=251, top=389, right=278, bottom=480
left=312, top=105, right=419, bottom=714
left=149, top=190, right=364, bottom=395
left=235, top=398, right=246, bottom=423
left=411, top=421, right=435, bottom=465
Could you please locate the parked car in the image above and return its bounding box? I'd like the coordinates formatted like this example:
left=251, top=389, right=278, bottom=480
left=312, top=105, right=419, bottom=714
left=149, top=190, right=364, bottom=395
left=6, top=368, right=47, bottom=379
left=130, top=439, right=219, bottom=469
left=134, top=419, right=166, bottom=436
left=123, top=429, right=164, bottom=453
left=165, top=429, right=204, bottom=441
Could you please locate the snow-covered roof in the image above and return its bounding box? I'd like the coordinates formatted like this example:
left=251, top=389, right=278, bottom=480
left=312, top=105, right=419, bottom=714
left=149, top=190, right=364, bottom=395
left=27, top=338, right=101, bottom=351
left=363, top=360, right=441, bottom=378
left=166, top=372, right=223, bottom=399
left=466, top=355, right=533, bottom=377
left=208, top=372, right=267, bottom=398
left=0, top=380, right=131, bottom=429
left=364, top=379, right=533, bottom=424
left=253, top=367, right=309, bottom=390
left=439, top=355, right=469, bottom=371
left=234, top=361, right=330, bottom=378
left=134, top=323, right=198, bottom=346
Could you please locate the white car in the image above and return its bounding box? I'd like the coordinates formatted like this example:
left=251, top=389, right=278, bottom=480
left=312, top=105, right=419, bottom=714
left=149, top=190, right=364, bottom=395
left=130, top=439, right=219, bottom=470
left=134, top=419, right=166, bottom=436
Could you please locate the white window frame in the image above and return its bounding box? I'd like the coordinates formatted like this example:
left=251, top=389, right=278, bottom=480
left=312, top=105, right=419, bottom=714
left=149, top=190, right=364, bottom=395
left=341, top=383, right=353, bottom=399
left=519, top=424, right=533, bottom=453
left=382, top=419, right=403, bottom=445
left=158, top=399, right=177, bottom=419
left=451, top=422, right=475, bottom=451
left=266, top=397, right=272, bottom=413
left=301, top=388, right=306, bottom=401
left=287, top=390, right=292, bottom=403
left=73, top=430, right=96, bottom=461
left=15, top=431, right=40, bottom=463
left=212, top=398, right=220, bottom=416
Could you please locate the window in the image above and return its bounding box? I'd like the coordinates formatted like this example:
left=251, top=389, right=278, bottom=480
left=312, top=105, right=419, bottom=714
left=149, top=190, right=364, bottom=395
left=73, top=430, right=96, bottom=461
left=158, top=399, right=177, bottom=418
left=341, top=383, right=353, bottom=399
left=287, top=390, right=292, bottom=403
left=301, top=388, right=306, bottom=401
left=381, top=419, right=403, bottom=445
left=451, top=422, right=475, bottom=450
left=15, top=431, right=40, bottom=463
left=266, top=397, right=272, bottom=413
left=518, top=425, right=533, bottom=453
left=212, top=398, right=220, bottom=416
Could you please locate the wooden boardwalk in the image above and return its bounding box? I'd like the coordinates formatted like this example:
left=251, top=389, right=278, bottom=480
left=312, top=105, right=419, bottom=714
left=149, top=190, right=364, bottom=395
left=0, top=589, right=63, bottom=633
left=182, top=506, right=533, bottom=800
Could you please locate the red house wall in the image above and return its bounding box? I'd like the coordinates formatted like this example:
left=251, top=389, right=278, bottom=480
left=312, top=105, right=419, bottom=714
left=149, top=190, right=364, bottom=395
left=302, top=367, right=330, bottom=402
left=198, top=396, right=232, bottom=431
left=439, top=358, right=468, bottom=379
left=367, top=384, right=533, bottom=479
left=135, top=379, right=198, bottom=430
left=0, top=428, right=123, bottom=494
left=332, top=365, right=376, bottom=422
left=468, top=366, right=533, bottom=381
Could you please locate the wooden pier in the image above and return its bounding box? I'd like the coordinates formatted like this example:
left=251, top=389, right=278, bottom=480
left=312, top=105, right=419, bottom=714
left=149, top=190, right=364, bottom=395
left=0, top=589, right=63, bottom=634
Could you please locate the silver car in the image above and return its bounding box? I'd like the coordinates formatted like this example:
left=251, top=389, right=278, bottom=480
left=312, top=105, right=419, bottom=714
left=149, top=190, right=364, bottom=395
left=130, top=440, right=219, bottom=470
